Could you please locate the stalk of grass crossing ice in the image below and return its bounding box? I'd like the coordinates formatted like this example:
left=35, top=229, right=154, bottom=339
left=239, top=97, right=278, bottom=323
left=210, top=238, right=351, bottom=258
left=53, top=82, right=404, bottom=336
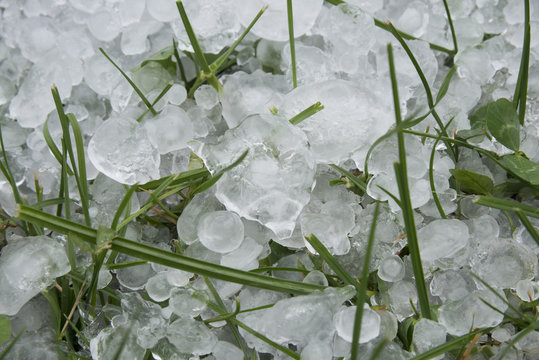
left=287, top=0, right=298, bottom=87
left=387, top=43, right=431, bottom=320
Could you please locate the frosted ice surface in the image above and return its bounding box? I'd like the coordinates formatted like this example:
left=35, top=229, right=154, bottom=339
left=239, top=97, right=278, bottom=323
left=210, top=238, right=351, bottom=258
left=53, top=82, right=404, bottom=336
left=121, top=21, right=163, bottom=56
left=87, top=11, right=122, bottom=42
left=471, top=242, right=537, bottom=289
left=303, top=270, right=328, bottom=287
left=212, top=341, right=243, bottom=360
left=166, top=317, right=217, bottom=355
left=146, top=0, right=178, bottom=22
left=301, top=340, right=333, bottom=360
left=169, top=289, right=208, bottom=318
left=192, top=114, right=315, bottom=239
left=145, top=272, right=175, bottom=302
left=9, top=59, right=72, bottom=128
left=430, top=270, right=476, bottom=301
left=281, top=79, right=393, bottom=164
left=438, top=290, right=507, bottom=336
left=90, top=324, right=145, bottom=360
left=301, top=200, right=355, bottom=255
left=177, top=190, right=224, bottom=245
left=515, top=280, right=539, bottom=302
left=395, top=1, right=429, bottom=37
left=412, top=318, right=447, bottom=358
left=194, top=85, right=219, bottom=110
left=114, top=253, right=156, bottom=290
left=456, top=48, right=496, bottom=84
left=234, top=0, right=323, bottom=41
left=334, top=305, right=381, bottom=343
left=119, top=0, right=145, bottom=26
left=417, top=219, right=469, bottom=262
left=0, top=75, right=16, bottom=105
left=220, top=70, right=289, bottom=129
left=84, top=53, right=123, bottom=97
left=378, top=255, right=405, bottom=282
left=174, top=0, right=242, bottom=54
left=220, top=237, right=264, bottom=270
left=144, top=105, right=194, bottom=154
left=88, top=115, right=160, bottom=185
left=0, top=236, right=70, bottom=316
left=389, top=281, right=418, bottom=321
left=197, top=210, right=245, bottom=254
left=261, top=286, right=354, bottom=345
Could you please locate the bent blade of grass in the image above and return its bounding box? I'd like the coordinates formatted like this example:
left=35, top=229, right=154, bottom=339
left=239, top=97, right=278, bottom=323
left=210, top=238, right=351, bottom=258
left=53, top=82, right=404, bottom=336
left=110, top=185, right=137, bottom=231
left=136, top=81, right=174, bottom=122
left=43, top=119, right=73, bottom=175
left=387, top=42, right=431, bottom=319
left=210, top=5, right=267, bottom=74
left=329, top=164, right=367, bottom=192
left=99, top=48, right=157, bottom=115
left=140, top=167, right=210, bottom=190
left=442, top=0, right=458, bottom=55
left=513, top=0, right=531, bottom=125
left=289, top=101, right=324, bottom=125
left=0, top=125, right=24, bottom=206
left=410, top=328, right=489, bottom=360
left=473, top=195, right=539, bottom=219
left=497, top=320, right=539, bottom=359
left=17, top=205, right=325, bottom=295
left=515, top=211, right=539, bottom=246
left=351, top=202, right=380, bottom=360
left=175, top=1, right=210, bottom=73
left=304, top=233, right=359, bottom=291
left=287, top=0, right=297, bottom=88
left=0, top=328, right=25, bottom=360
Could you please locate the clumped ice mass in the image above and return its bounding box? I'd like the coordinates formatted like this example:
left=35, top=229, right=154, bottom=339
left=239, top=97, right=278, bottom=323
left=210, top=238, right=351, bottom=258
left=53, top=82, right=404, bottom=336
left=0, top=0, right=538, bottom=359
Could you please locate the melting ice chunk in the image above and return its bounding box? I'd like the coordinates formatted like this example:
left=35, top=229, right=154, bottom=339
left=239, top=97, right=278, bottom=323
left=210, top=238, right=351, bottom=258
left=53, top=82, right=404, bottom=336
left=0, top=236, right=70, bottom=316
left=378, top=255, right=405, bottom=282
left=191, top=114, right=315, bottom=239
left=88, top=115, right=160, bottom=185
left=197, top=210, right=245, bottom=254
left=144, top=105, right=194, bottom=154
left=417, top=219, right=469, bottom=262
left=334, top=305, right=381, bottom=344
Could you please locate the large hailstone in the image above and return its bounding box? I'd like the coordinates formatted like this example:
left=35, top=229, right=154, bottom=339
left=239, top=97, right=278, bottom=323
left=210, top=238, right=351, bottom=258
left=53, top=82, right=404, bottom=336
left=190, top=114, right=315, bottom=239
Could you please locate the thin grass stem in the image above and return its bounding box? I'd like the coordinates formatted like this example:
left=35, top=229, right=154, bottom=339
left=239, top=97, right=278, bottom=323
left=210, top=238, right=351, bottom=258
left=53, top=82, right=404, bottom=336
left=287, top=0, right=297, bottom=87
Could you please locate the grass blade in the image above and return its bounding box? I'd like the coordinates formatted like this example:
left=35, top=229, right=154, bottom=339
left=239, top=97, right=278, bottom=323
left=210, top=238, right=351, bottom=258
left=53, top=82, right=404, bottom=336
left=287, top=0, right=297, bottom=88
left=0, top=328, right=25, bottom=360
left=175, top=1, right=210, bottom=73
left=497, top=320, right=539, bottom=359
left=304, top=233, right=359, bottom=291
left=515, top=211, right=539, bottom=246
left=387, top=42, right=431, bottom=319
left=98, top=48, right=157, bottom=115
left=0, top=125, right=23, bottom=205
left=411, top=328, right=489, bottom=360
left=210, top=6, right=267, bottom=73
left=442, top=0, right=458, bottom=55
left=288, top=101, right=324, bottom=125
left=110, top=185, right=137, bottom=230
left=473, top=195, right=539, bottom=219
left=351, top=202, right=380, bottom=360
left=136, top=81, right=174, bottom=122
left=513, top=0, right=531, bottom=125
left=43, top=119, right=73, bottom=175
left=329, top=164, right=367, bottom=192
left=17, top=205, right=325, bottom=295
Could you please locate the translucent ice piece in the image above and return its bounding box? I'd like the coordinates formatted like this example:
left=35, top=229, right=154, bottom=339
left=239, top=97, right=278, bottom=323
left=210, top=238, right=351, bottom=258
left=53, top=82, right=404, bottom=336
left=417, top=219, right=469, bottom=262
left=144, top=105, right=194, bottom=154
left=334, top=305, right=381, bottom=344
left=197, top=210, right=245, bottom=254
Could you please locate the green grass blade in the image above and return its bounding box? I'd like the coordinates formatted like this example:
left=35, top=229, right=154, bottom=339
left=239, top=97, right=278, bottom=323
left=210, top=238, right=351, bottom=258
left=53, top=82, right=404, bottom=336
left=329, top=164, right=367, bottom=192
left=0, top=125, right=23, bottom=205
left=435, top=66, right=457, bottom=105
left=410, top=328, right=488, bottom=360
left=175, top=1, right=210, bottom=74
left=368, top=338, right=389, bottom=360
left=442, top=0, right=458, bottom=54
left=98, top=48, right=157, bottom=115
left=387, top=42, right=431, bottom=319
left=497, top=320, right=539, bottom=360
left=287, top=0, right=297, bottom=88
left=515, top=211, right=539, bottom=246
left=30, top=198, right=72, bottom=210
left=61, top=140, right=71, bottom=220
left=172, top=38, right=189, bottom=85
left=110, top=185, right=137, bottom=230
left=288, top=101, right=324, bottom=125
left=513, top=0, right=531, bottom=125
left=473, top=195, right=539, bottom=219
left=17, top=206, right=325, bottom=295
left=0, top=328, right=25, bottom=360
left=43, top=119, right=73, bottom=175
left=140, top=167, right=210, bottom=190
left=304, top=233, right=359, bottom=291
left=351, top=202, right=380, bottom=360
left=136, top=81, right=174, bottom=122
left=210, top=6, right=267, bottom=73
left=106, top=260, right=149, bottom=270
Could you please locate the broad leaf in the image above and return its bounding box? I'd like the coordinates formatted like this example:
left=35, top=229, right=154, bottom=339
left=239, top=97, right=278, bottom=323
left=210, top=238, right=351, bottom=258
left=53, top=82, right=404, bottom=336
left=502, top=153, right=539, bottom=185
left=449, top=169, right=494, bottom=195
left=486, top=98, right=520, bottom=151
left=0, top=316, right=11, bottom=345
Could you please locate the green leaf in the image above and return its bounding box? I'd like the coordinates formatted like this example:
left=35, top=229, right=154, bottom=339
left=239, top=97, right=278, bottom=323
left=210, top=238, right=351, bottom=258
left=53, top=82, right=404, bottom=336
left=449, top=169, right=494, bottom=195
left=486, top=98, right=520, bottom=151
left=0, top=316, right=11, bottom=345
left=398, top=317, right=416, bottom=351
left=96, top=225, right=116, bottom=253
left=502, top=153, right=539, bottom=185
left=266, top=241, right=296, bottom=266
left=69, top=233, right=96, bottom=254
left=435, top=66, right=457, bottom=104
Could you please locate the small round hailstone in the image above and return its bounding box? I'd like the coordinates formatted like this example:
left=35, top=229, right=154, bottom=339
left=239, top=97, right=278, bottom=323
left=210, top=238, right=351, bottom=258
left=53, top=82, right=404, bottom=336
left=197, top=211, right=245, bottom=253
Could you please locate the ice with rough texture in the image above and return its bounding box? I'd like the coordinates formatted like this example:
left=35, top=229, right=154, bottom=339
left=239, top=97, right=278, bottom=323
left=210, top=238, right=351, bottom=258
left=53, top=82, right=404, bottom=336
left=438, top=290, right=508, bottom=336
left=191, top=114, right=315, bottom=239
left=90, top=323, right=145, bottom=360
left=0, top=236, right=70, bottom=316
left=417, top=219, right=469, bottom=262
left=220, top=70, right=289, bottom=129
left=378, top=255, right=405, bottom=282
left=166, top=317, right=217, bottom=355
left=197, top=210, right=245, bottom=254
left=261, top=286, right=355, bottom=346
left=281, top=79, right=393, bottom=164
left=234, top=0, right=323, bottom=41
left=212, top=341, right=243, bottom=360
left=144, top=105, right=194, bottom=154
left=430, top=269, right=476, bottom=301
left=88, top=115, right=160, bottom=185
left=334, top=305, right=381, bottom=343
left=412, top=318, right=447, bottom=359
left=169, top=289, right=208, bottom=318
left=388, top=281, right=419, bottom=321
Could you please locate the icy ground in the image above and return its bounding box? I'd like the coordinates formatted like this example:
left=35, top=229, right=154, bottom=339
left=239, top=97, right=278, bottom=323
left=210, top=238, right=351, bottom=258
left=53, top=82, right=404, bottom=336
left=0, top=0, right=538, bottom=359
